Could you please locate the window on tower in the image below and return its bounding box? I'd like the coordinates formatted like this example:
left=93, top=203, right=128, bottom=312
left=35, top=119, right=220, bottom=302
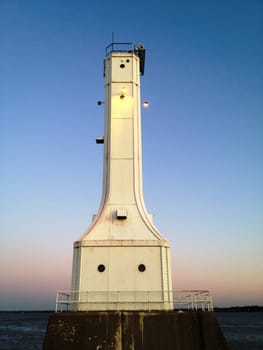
left=98, top=264, right=105, bottom=272
left=138, top=264, right=146, bottom=272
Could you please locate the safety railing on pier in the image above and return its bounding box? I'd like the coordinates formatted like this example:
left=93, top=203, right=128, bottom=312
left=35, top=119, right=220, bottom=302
left=55, top=290, right=213, bottom=312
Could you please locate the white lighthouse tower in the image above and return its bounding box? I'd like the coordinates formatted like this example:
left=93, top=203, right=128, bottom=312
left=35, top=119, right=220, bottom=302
left=71, top=43, right=173, bottom=311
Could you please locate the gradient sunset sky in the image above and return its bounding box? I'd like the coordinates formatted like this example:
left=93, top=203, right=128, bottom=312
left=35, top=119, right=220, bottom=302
left=1, top=0, right=263, bottom=310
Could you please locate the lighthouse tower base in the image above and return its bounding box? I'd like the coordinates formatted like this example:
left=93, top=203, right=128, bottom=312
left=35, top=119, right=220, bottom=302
left=43, top=311, right=229, bottom=350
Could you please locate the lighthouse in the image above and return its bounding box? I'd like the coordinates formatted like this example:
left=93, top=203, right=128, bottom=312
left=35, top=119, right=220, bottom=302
left=44, top=42, right=228, bottom=350
left=71, top=42, right=173, bottom=310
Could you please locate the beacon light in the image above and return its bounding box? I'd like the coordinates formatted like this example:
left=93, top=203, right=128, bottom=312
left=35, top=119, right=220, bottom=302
left=120, top=87, right=127, bottom=100
left=143, top=101, right=149, bottom=107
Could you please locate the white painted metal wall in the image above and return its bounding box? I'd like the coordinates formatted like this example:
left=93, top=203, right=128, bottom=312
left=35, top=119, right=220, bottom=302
left=71, top=45, right=173, bottom=310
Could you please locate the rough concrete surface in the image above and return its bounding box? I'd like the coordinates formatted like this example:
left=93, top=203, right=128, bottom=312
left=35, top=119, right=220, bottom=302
left=43, top=311, right=229, bottom=350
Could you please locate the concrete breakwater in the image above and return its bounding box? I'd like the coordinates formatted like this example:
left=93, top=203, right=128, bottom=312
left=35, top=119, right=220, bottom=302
left=43, top=310, right=229, bottom=350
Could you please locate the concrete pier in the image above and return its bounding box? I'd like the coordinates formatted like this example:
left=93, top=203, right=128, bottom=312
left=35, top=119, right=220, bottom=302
left=43, top=311, right=229, bottom=350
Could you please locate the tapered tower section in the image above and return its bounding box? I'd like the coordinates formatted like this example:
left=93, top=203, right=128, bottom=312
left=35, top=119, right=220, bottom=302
left=71, top=43, right=173, bottom=310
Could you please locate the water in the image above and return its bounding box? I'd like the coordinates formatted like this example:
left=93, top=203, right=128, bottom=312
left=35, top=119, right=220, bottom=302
left=0, top=311, right=262, bottom=349
left=217, top=312, right=263, bottom=350
left=0, top=312, right=50, bottom=350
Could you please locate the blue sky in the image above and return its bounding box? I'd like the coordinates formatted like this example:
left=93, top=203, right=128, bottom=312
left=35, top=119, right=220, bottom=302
left=1, top=0, right=263, bottom=310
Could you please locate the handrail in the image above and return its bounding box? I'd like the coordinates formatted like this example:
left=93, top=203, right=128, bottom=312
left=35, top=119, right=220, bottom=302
left=55, top=290, right=213, bottom=312
left=105, top=42, right=136, bottom=55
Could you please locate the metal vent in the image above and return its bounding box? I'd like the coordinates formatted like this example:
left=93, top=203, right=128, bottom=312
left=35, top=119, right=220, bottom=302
left=116, top=209, right=127, bottom=220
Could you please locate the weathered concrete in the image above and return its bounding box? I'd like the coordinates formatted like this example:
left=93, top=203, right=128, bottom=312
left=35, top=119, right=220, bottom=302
left=43, top=311, right=229, bottom=350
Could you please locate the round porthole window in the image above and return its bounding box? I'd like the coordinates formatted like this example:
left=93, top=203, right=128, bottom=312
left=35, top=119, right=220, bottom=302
left=98, top=264, right=105, bottom=272
left=138, top=264, right=146, bottom=272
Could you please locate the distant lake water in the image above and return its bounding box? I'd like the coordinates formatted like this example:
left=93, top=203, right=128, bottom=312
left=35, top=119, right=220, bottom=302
left=0, top=311, right=262, bottom=349
left=216, top=312, right=263, bottom=350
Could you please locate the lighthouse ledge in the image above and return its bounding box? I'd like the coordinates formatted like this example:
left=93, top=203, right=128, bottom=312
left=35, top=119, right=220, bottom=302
left=43, top=310, right=229, bottom=350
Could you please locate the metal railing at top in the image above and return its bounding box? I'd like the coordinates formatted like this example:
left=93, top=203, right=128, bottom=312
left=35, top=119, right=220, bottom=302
left=105, top=42, right=136, bottom=55
left=55, top=290, right=213, bottom=313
